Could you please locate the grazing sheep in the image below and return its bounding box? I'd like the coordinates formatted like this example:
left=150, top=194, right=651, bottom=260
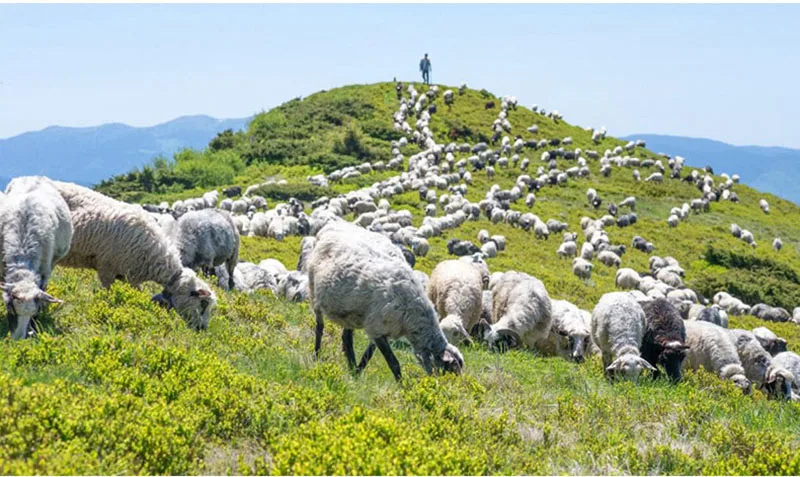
left=597, top=250, right=621, bottom=268
left=475, top=271, right=552, bottom=352
left=727, top=329, right=782, bottom=393
left=773, top=238, right=783, bottom=251
left=767, top=352, right=800, bottom=400
left=759, top=198, right=770, bottom=214
left=297, top=236, right=316, bottom=273
left=308, top=223, right=464, bottom=381
left=1, top=176, right=73, bottom=339
left=427, top=260, right=484, bottom=345
left=258, top=258, right=289, bottom=284
left=667, top=215, right=679, bottom=228
left=170, top=209, right=239, bottom=291
left=491, top=235, right=506, bottom=251
left=215, top=261, right=277, bottom=293
left=447, top=238, right=481, bottom=256
left=751, top=303, right=791, bottom=322
left=615, top=268, right=641, bottom=290
left=538, top=299, right=591, bottom=362
left=556, top=241, right=577, bottom=258
left=481, top=240, right=498, bottom=258
left=477, top=229, right=490, bottom=244
left=591, top=292, right=656, bottom=380
left=572, top=257, right=593, bottom=281
left=752, top=327, right=788, bottom=355
left=53, top=181, right=216, bottom=330
left=640, top=299, right=689, bottom=382
left=683, top=320, right=752, bottom=394
left=276, top=270, right=309, bottom=302
left=580, top=242, right=594, bottom=261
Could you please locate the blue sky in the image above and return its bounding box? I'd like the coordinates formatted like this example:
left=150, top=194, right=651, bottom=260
left=1, top=4, right=799, bottom=147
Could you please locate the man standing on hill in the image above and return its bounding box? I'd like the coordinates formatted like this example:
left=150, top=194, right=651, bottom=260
left=419, top=53, right=432, bottom=85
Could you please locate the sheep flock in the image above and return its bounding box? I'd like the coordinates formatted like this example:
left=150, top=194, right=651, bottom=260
left=2, top=81, right=799, bottom=409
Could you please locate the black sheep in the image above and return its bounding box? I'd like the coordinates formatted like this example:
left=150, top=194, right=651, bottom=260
left=446, top=239, right=481, bottom=257
left=591, top=197, right=602, bottom=209
left=484, top=101, right=495, bottom=109
left=608, top=203, right=618, bottom=217
left=640, top=299, right=689, bottom=382
left=223, top=186, right=242, bottom=198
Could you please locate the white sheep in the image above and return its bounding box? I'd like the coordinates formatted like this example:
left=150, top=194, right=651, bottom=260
left=572, top=257, right=593, bottom=281
left=297, top=236, right=316, bottom=273
left=52, top=181, right=216, bottom=330
left=591, top=292, right=656, bottom=379
left=752, top=327, right=788, bottom=356
left=215, top=261, right=277, bottom=293
left=773, top=238, right=783, bottom=251
left=1, top=176, right=73, bottom=339
left=481, top=241, right=498, bottom=258
left=667, top=215, right=679, bottom=228
left=580, top=242, right=594, bottom=261
left=538, top=299, right=591, bottom=362
left=597, top=250, right=621, bottom=268
left=615, top=268, right=641, bottom=290
left=768, top=352, right=800, bottom=400
left=427, top=260, right=484, bottom=345
left=476, top=271, right=552, bottom=351
left=556, top=241, right=577, bottom=258
left=307, top=222, right=464, bottom=380
left=170, top=209, right=240, bottom=291
left=276, top=270, right=309, bottom=302
left=683, top=320, right=752, bottom=394
left=759, top=198, right=770, bottom=214
left=258, top=258, right=289, bottom=284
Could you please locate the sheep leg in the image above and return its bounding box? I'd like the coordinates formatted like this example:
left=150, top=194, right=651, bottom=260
left=226, top=257, right=237, bottom=291
left=313, top=308, right=324, bottom=360
left=374, top=336, right=402, bottom=382
left=355, top=342, right=376, bottom=375
left=342, top=329, right=357, bottom=370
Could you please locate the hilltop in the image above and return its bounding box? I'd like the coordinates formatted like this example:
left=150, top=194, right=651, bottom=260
left=0, top=115, right=250, bottom=189
left=2, top=82, right=800, bottom=475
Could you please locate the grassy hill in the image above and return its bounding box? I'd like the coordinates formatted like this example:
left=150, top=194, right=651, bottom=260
left=3, top=82, right=800, bottom=475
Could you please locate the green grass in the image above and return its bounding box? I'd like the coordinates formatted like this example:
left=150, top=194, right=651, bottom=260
left=3, top=82, right=800, bottom=475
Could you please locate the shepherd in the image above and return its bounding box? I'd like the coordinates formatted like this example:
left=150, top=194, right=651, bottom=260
left=419, top=53, right=432, bottom=85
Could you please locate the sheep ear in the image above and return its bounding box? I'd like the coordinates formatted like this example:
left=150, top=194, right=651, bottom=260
left=38, top=291, right=63, bottom=304
left=639, top=357, right=658, bottom=372
left=195, top=289, right=211, bottom=298
left=470, top=319, right=492, bottom=341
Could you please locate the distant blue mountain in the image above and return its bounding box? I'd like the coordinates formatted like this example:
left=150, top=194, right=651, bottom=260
left=0, top=115, right=251, bottom=189
left=620, top=134, right=800, bottom=204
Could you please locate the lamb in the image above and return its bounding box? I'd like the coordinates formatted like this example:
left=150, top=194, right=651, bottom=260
left=615, top=268, right=641, bottom=290
left=683, top=320, right=752, bottom=394
left=52, top=181, right=216, bottom=330
left=538, top=299, right=591, bottom=362
left=639, top=299, right=689, bottom=382
left=427, top=260, right=484, bottom=345
left=1, top=176, right=73, bottom=339
left=597, top=250, right=621, bottom=268
left=474, top=271, right=552, bottom=352
left=170, top=209, right=239, bottom=291
left=591, top=292, right=656, bottom=380
left=572, top=257, right=593, bottom=281
left=308, top=222, right=464, bottom=381
left=752, top=326, right=788, bottom=355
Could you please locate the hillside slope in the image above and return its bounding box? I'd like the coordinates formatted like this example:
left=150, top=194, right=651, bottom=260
left=621, top=134, right=800, bottom=205
left=0, top=115, right=251, bottom=189
left=2, top=82, right=800, bottom=475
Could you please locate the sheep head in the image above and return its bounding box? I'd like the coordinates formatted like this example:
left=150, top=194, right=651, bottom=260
left=439, top=314, right=472, bottom=346
left=762, top=367, right=794, bottom=401
left=659, top=340, right=690, bottom=383
left=163, top=268, right=217, bottom=331
left=1, top=280, right=62, bottom=340
left=606, top=353, right=657, bottom=380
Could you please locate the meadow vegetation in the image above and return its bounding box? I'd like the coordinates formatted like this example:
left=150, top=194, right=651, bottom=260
left=3, top=82, right=800, bottom=474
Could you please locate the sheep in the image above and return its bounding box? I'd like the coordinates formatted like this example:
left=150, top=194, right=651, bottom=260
left=753, top=327, right=788, bottom=356
left=639, top=299, right=689, bottom=382
left=751, top=303, right=791, bottom=322
left=591, top=292, right=656, bottom=380
left=656, top=269, right=683, bottom=288
left=276, top=270, right=309, bottom=302
left=534, top=220, right=549, bottom=240
left=740, top=229, right=755, bottom=245
left=474, top=271, right=552, bottom=352
left=1, top=176, right=73, bottom=339
left=572, top=257, right=593, bottom=281
left=52, top=181, right=216, bottom=330
left=538, top=299, right=590, bottom=362
left=447, top=238, right=480, bottom=256
left=477, top=229, right=490, bottom=244
left=597, top=250, right=621, bottom=268
left=773, top=238, right=783, bottom=251
left=619, top=196, right=636, bottom=210
left=427, top=260, right=484, bottom=345
left=215, top=261, right=277, bottom=293
left=759, top=198, right=770, bottom=214
left=556, top=241, right=578, bottom=258
left=490, top=235, right=506, bottom=251
left=727, top=329, right=778, bottom=389
left=767, top=352, right=800, bottom=400
left=580, top=242, right=594, bottom=261
left=259, top=258, right=289, bottom=284
left=307, top=222, right=464, bottom=380
left=615, top=268, right=641, bottom=290
left=170, top=209, right=239, bottom=291
left=644, top=172, right=663, bottom=183
left=297, top=236, right=316, bottom=273
left=683, top=320, right=752, bottom=394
